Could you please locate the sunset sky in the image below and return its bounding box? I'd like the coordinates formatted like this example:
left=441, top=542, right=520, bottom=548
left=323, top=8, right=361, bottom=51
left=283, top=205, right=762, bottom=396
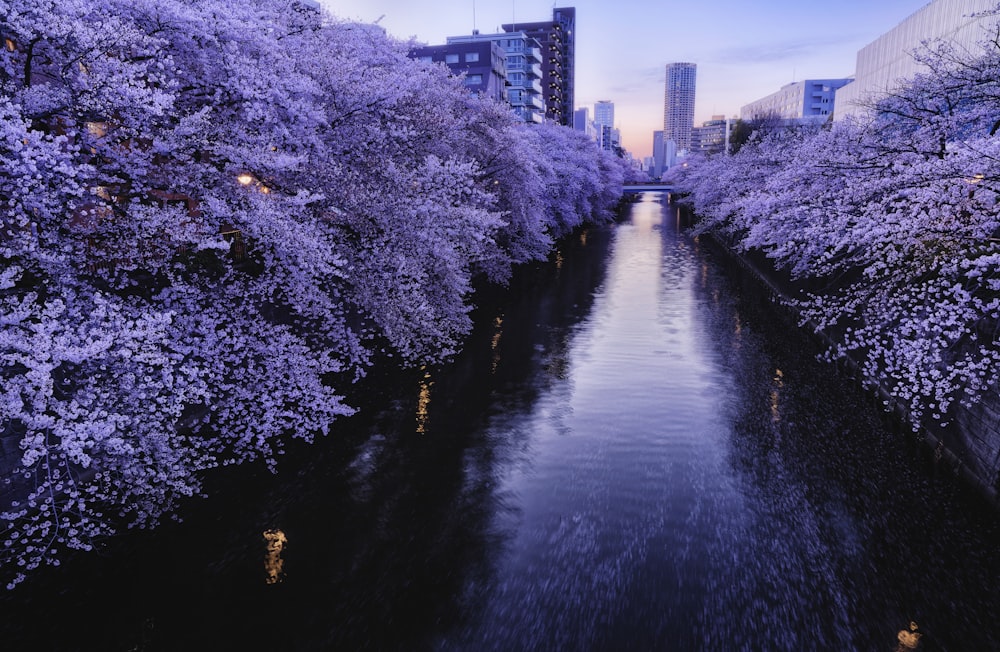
left=322, top=0, right=933, bottom=157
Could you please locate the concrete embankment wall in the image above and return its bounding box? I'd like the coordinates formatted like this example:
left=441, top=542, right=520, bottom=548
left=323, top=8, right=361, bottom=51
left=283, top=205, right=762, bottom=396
left=709, top=234, right=1000, bottom=507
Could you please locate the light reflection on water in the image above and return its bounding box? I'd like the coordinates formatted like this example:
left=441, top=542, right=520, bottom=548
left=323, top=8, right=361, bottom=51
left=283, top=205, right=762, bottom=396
left=262, top=528, right=286, bottom=585
left=2, top=194, right=999, bottom=651
left=436, top=193, right=1000, bottom=651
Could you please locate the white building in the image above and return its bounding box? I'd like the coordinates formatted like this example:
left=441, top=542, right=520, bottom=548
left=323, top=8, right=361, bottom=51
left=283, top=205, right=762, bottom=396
left=741, top=79, right=851, bottom=122
left=664, top=62, right=696, bottom=167
left=834, top=0, right=998, bottom=120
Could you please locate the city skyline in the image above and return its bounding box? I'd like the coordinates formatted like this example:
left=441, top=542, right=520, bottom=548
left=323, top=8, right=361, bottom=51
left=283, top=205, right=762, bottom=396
left=325, top=0, right=944, bottom=157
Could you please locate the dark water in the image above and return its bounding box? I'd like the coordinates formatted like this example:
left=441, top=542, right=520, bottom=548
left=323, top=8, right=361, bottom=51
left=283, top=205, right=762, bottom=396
left=2, top=194, right=999, bottom=651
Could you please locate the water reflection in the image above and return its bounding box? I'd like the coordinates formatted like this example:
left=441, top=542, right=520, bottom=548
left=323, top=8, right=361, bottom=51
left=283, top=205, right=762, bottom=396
left=416, top=370, right=433, bottom=434
left=490, top=315, right=503, bottom=374
left=1, top=197, right=998, bottom=651
left=771, top=368, right=784, bottom=423
left=263, top=528, right=286, bottom=585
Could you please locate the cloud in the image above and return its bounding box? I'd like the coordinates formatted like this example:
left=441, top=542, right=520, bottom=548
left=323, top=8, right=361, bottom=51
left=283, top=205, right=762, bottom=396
left=707, top=34, right=860, bottom=64
left=604, top=66, right=663, bottom=95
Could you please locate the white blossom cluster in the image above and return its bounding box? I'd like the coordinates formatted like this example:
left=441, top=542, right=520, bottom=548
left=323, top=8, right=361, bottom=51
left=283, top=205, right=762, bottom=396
left=0, top=0, right=628, bottom=586
left=670, top=18, right=1000, bottom=432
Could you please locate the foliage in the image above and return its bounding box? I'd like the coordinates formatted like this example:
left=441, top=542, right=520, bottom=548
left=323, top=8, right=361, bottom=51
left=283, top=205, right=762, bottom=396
left=670, top=23, right=1000, bottom=431
left=0, top=0, right=627, bottom=586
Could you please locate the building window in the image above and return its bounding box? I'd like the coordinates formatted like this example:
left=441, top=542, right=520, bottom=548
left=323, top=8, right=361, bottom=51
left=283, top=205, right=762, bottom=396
left=419, top=56, right=433, bottom=63
left=445, top=53, right=459, bottom=64
left=465, top=74, right=483, bottom=85
left=465, top=52, right=479, bottom=62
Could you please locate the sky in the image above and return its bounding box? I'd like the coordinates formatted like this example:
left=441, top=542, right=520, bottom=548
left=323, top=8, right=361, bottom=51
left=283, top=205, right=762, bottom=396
left=320, top=0, right=934, bottom=158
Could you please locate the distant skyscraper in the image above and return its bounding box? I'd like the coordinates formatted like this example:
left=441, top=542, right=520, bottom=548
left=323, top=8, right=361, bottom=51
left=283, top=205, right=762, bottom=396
left=593, top=101, right=614, bottom=129
left=663, top=62, right=696, bottom=155
left=652, top=130, right=665, bottom=178
left=593, top=101, right=615, bottom=151
left=503, top=7, right=576, bottom=125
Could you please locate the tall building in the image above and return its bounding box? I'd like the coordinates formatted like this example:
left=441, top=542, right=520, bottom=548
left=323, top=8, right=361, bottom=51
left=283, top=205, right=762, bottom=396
left=741, top=79, right=851, bottom=122
left=593, top=100, right=614, bottom=130
left=834, top=0, right=996, bottom=120
left=410, top=39, right=508, bottom=105
left=691, top=116, right=732, bottom=156
left=446, top=31, right=546, bottom=123
left=503, top=7, right=576, bottom=125
left=663, top=62, right=696, bottom=159
left=651, top=130, right=665, bottom=179
left=593, top=100, right=615, bottom=149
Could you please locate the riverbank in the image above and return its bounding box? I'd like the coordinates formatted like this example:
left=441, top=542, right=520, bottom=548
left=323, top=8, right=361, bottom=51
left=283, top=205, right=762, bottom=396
left=695, top=217, right=1000, bottom=508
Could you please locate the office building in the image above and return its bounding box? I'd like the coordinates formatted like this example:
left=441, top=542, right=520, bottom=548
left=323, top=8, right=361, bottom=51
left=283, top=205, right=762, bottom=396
left=593, top=100, right=614, bottom=130
left=663, top=62, right=697, bottom=162
left=593, top=101, right=615, bottom=150
left=741, top=79, right=851, bottom=122
left=444, top=31, right=546, bottom=123
left=652, top=130, right=665, bottom=178
left=573, top=106, right=589, bottom=131
left=410, top=39, right=508, bottom=104
left=691, top=116, right=731, bottom=156
left=503, top=7, right=576, bottom=125
left=835, top=0, right=997, bottom=119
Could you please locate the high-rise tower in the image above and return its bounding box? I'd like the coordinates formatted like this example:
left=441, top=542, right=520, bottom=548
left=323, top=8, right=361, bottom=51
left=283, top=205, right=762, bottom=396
left=663, top=62, right=696, bottom=154
left=593, top=101, right=614, bottom=130
left=503, top=7, right=575, bottom=125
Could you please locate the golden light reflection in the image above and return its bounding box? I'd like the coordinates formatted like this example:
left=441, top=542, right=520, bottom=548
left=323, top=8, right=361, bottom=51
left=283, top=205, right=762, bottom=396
left=491, top=315, right=504, bottom=373
left=263, top=528, right=287, bottom=585
left=896, top=621, right=921, bottom=650
left=770, top=369, right=784, bottom=423
left=237, top=173, right=255, bottom=186
left=416, top=371, right=433, bottom=434
left=967, top=173, right=985, bottom=184
left=579, top=230, right=588, bottom=246
left=4, top=38, right=15, bottom=52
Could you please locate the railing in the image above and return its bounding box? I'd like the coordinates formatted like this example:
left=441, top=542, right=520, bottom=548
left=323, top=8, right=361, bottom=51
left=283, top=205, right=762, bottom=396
left=622, top=183, right=675, bottom=193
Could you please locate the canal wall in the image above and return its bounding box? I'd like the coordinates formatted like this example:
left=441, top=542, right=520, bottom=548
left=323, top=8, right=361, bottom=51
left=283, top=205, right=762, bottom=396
left=703, top=232, right=1000, bottom=508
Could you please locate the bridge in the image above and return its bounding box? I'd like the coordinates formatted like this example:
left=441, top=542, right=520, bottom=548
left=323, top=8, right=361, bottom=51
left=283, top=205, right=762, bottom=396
left=622, top=183, right=675, bottom=193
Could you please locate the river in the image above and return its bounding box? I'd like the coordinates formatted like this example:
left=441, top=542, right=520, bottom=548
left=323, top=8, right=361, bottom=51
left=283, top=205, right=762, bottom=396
left=2, top=193, right=999, bottom=651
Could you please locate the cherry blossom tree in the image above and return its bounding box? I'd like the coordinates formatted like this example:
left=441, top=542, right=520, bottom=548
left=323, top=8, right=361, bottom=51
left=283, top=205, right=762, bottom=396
left=672, top=19, right=1000, bottom=429
left=0, top=0, right=625, bottom=585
